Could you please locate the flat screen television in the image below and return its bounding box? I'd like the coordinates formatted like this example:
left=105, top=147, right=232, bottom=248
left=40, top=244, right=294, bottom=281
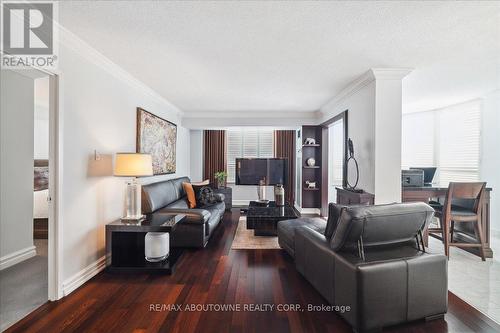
left=235, top=158, right=287, bottom=186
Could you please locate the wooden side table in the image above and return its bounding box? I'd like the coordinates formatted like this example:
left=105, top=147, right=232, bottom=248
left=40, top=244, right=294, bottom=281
left=336, top=187, right=375, bottom=205
left=105, top=214, right=185, bottom=274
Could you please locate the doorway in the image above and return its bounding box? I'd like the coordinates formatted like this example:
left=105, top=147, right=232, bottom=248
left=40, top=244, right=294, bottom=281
left=0, top=69, right=58, bottom=330
left=321, top=110, right=348, bottom=215
left=328, top=118, right=345, bottom=204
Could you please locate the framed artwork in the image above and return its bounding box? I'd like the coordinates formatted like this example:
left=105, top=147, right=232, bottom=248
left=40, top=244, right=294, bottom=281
left=136, top=107, right=177, bottom=175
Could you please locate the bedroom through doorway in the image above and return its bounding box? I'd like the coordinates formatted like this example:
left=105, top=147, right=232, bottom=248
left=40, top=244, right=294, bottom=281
left=0, top=70, right=51, bottom=331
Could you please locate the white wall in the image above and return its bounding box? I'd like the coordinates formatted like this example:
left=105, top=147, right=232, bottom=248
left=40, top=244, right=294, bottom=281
left=189, top=130, right=203, bottom=182
left=34, top=77, right=50, bottom=160
left=0, top=70, right=36, bottom=266
left=58, top=31, right=189, bottom=290
left=481, top=90, right=500, bottom=233
left=320, top=81, right=377, bottom=195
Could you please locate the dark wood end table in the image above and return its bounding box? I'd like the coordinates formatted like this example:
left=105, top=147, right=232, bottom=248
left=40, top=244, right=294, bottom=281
left=105, top=214, right=185, bottom=274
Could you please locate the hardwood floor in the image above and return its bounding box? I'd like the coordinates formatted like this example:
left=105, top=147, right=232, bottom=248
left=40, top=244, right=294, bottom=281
left=7, top=209, right=500, bottom=333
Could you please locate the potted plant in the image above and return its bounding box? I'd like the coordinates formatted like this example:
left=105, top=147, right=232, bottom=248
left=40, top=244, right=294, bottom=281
left=214, top=171, right=227, bottom=189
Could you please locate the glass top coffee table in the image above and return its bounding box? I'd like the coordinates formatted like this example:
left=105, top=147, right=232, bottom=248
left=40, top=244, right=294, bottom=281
left=246, top=201, right=299, bottom=236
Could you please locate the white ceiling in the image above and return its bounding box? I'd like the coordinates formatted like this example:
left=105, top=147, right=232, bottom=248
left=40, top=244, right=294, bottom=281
left=59, top=1, right=500, bottom=114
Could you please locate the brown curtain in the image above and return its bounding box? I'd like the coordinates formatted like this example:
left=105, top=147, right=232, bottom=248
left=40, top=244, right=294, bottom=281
left=203, top=130, right=227, bottom=186
left=274, top=130, right=296, bottom=205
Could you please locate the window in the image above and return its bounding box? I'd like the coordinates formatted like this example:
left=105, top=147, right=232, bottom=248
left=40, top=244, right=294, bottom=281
left=328, top=119, right=344, bottom=204
left=227, top=128, right=274, bottom=183
left=402, top=100, right=481, bottom=185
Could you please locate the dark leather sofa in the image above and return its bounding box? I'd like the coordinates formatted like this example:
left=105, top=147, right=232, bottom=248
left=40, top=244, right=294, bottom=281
left=278, top=202, right=448, bottom=332
left=141, top=177, right=225, bottom=248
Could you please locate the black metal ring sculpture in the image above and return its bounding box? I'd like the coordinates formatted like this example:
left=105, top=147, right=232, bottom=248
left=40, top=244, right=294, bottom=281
left=346, top=155, right=359, bottom=190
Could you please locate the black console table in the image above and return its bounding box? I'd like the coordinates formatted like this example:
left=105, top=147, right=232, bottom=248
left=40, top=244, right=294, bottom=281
left=105, top=214, right=185, bottom=273
left=247, top=201, right=299, bottom=236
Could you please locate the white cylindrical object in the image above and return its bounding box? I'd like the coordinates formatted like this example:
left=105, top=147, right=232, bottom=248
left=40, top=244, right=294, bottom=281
left=145, top=232, right=169, bottom=262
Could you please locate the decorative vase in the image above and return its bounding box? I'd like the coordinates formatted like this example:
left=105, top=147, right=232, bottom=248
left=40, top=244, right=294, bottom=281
left=306, top=158, right=316, bottom=167
left=274, top=184, right=285, bottom=206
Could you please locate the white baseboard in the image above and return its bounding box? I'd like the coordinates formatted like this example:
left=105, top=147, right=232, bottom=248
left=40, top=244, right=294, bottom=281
left=62, top=256, right=106, bottom=296
left=0, top=246, right=36, bottom=271
left=233, top=199, right=251, bottom=206
left=298, top=208, right=321, bottom=215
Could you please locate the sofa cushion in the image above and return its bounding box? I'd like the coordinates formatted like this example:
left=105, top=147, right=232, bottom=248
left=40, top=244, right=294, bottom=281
left=325, top=203, right=372, bottom=239
left=199, top=201, right=225, bottom=234
left=277, top=217, right=326, bottom=257
left=182, top=182, right=197, bottom=208
left=329, top=202, right=434, bottom=252
left=166, top=199, right=189, bottom=209
left=141, top=177, right=191, bottom=213
left=157, top=207, right=211, bottom=224
left=201, top=201, right=225, bottom=217
left=172, top=177, right=190, bottom=197
left=324, top=203, right=345, bottom=239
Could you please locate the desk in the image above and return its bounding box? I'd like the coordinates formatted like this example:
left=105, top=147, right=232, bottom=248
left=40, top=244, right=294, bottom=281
left=402, top=186, right=493, bottom=258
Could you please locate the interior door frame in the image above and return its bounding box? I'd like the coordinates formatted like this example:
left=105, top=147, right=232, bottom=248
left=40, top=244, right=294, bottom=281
left=47, top=72, right=62, bottom=300
left=320, top=110, right=348, bottom=216
left=9, top=63, right=63, bottom=300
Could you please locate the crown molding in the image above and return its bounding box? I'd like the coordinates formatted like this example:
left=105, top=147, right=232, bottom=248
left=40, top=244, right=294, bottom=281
left=369, top=67, right=413, bottom=80
left=182, top=110, right=318, bottom=129
left=319, top=68, right=414, bottom=114
left=182, top=110, right=317, bottom=119
left=319, top=70, right=375, bottom=113
left=57, top=23, right=184, bottom=116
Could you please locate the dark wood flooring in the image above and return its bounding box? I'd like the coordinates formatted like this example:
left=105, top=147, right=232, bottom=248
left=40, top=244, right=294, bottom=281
left=7, top=209, right=500, bottom=333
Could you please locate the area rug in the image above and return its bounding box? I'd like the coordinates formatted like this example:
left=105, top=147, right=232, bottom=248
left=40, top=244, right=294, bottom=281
left=231, top=216, right=281, bottom=250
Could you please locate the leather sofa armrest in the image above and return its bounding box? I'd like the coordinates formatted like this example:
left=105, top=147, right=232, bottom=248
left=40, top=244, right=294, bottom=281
left=213, top=193, right=225, bottom=202
left=158, top=208, right=211, bottom=224
left=295, top=226, right=332, bottom=254
left=295, top=226, right=336, bottom=304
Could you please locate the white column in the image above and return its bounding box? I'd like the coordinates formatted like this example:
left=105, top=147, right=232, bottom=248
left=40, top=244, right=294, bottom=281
left=372, top=69, right=412, bottom=204
left=319, top=68, right=412, bottom=204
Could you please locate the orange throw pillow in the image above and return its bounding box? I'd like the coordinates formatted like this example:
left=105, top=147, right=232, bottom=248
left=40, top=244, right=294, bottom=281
left=182, top=182, right=197, bottom=208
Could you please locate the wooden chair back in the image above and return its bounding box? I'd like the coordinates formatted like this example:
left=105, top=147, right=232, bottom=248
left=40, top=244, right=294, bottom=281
left=443, top=182, right=486, bottom=217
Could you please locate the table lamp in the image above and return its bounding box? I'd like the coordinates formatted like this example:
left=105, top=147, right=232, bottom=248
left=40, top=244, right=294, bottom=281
left=114, top=153, right=153, bottom=222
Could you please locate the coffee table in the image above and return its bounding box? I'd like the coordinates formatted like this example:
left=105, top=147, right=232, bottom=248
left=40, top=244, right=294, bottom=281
left=246, top=201, right=299, bottom=236
left=105, top=214, right=185, bottom=274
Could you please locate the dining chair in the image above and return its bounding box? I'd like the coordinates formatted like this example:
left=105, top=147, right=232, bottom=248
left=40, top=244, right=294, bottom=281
left=427, top=182, right=487, bottom=261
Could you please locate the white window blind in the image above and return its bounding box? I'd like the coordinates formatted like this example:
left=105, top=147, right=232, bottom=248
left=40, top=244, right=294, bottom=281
left=227, top=128, right=274, bottom=183
left=402, top=100, right=481, bottom=185
left=329, top=120, right=344, bottom=186
left=401, top=111, right=435, bottom=169
left=438, top=102, right=481, bottom=184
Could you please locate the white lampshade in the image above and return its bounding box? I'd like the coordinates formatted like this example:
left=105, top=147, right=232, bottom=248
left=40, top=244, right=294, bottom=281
left=114, top=153, right=153, bottom=177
